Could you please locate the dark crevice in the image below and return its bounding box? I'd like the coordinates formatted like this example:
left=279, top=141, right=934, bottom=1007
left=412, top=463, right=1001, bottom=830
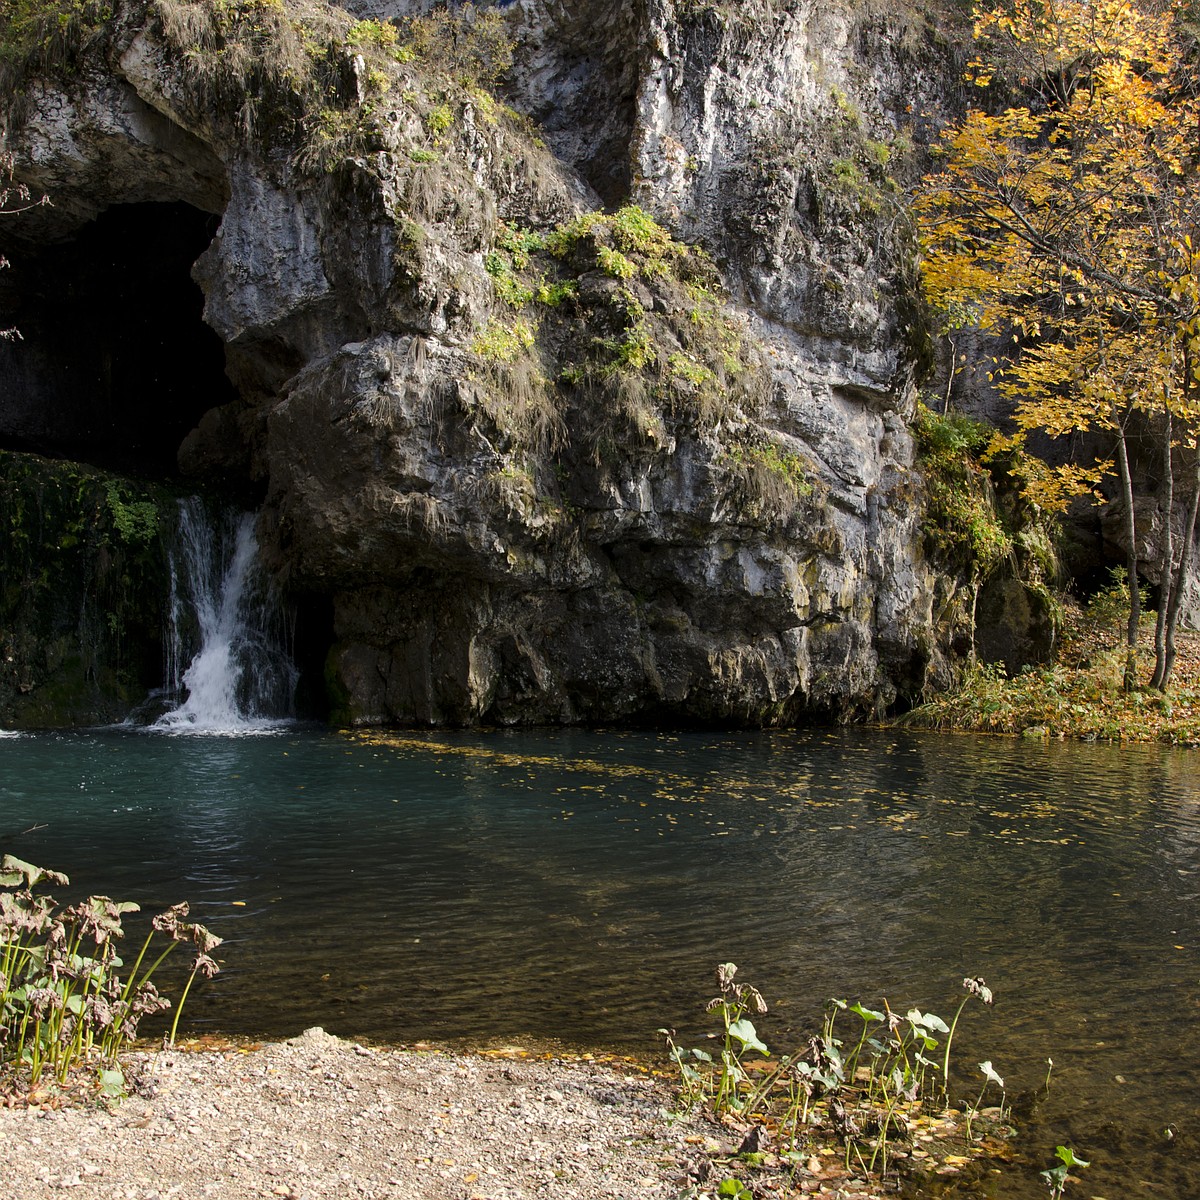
left=503, top=0, right=642, bottom=207
left=0, top=200, right=237, bottom=480
left=290, top=591, right=335, bottom=722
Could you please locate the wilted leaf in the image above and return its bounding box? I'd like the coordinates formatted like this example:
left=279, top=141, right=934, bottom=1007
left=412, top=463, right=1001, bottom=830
left=979, top=1060, right=1005, bottom=1088
left=0, top=856, right=68, bottom=890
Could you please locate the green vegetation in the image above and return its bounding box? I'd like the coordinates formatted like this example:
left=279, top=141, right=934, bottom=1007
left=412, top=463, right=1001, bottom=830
left=901, top=580, right=1200, bottom=744
left=723, top=439, right=816, bottom=523
left=471, top=316, right=536, bottom=365
left=0, top=451, right=174, bottom=724
left=912, top=403, right=1013, bottom=585
left=912, top=401, right=1061, bottom=669
left=660, top=966, right=1013, bottom=1194
left=104, top=482, right=159, bottom=547
left=917, top=0, right=1200, bottom=692
left=0, top=0, right=111, bottom=62
left=394, top=0, right=512, bottom=89
left=468, top=316, right=562, bottom=455
left=817, top=87, right=900, bottom=220
left=465, top=205, right=823, bottom=528
left=0, top=856, right=220, bottom=1101
left=473, top=206, right=768, bottom=467
left=1042, top=1145, right=1089, bottom=1200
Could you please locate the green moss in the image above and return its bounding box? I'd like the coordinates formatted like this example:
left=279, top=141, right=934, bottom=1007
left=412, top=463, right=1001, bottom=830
left=477, top=206, right=765, bottom=442
left=912, top=403, right=1014, bottom=583
left=425, top=102, right=454, bottom=138
left=397, top=2, right=513, bottom=90
left=472, top=317, right=536, bottom=363
left=597, top=245, right=636, bottom=280
left=345, top=16, right=397, bottom=49
left=723, top=439, right=815, bottom=522
left=545, top=205, right=683, bottom=279
left=534, top=279, right=577, bottom=306
left=667, top=352, right=716, bottom=389
left=0, top=0, right=111, bottom=62
left=485, top=247, right=535, bottom=308
left=104, top=482, right=160, bottom=546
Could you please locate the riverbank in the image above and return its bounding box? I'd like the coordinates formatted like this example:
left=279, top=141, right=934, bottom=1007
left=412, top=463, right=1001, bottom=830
left=0, top=1029, right=919, bottom=1200
left=900, top=606, right=1200, bottom=745
left=0, top=1029, right=703, bottom=1200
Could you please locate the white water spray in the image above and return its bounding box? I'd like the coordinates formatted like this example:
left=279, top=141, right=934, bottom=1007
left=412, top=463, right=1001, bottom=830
left=153, top=498, right=297, bottom=733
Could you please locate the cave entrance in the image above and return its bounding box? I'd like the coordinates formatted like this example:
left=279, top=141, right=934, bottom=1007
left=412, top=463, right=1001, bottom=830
left=0, top=200, right=236, bottom=478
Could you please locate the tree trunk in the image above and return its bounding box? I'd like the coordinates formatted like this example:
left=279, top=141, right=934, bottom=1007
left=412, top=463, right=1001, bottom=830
left=1157, top=452, right=1200, bottom=691
left=1114, top=422, right=1140, bottom=692
left=1151, top=408, right=1174, bottom=690
left=1155, top=342, right=1200, bottom=692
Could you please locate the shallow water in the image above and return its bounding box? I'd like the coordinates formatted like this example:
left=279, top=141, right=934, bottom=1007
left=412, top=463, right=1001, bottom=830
left=1, top=725, right=1196, bottom=1198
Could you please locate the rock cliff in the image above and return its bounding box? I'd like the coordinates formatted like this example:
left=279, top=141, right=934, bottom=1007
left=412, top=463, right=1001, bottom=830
left=0, top=0, right=982, bottom=726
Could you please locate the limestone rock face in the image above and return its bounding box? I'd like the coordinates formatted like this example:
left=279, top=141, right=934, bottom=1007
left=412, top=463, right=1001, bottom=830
left=0, top=0, right=973, bottom=726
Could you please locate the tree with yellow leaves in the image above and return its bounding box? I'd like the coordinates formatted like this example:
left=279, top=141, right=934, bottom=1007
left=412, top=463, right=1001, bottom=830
left=917, top=0, right=1200, bottom=691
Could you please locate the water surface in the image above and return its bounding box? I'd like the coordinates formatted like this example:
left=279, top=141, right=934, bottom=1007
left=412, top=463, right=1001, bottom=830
left=1, top=726, right=1196, bottom=1198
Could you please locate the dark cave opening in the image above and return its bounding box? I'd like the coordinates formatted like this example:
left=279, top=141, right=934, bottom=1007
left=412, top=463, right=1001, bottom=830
left=0, top=198, right=341, bottom=724
left=0, top=200, right=237, bottom=479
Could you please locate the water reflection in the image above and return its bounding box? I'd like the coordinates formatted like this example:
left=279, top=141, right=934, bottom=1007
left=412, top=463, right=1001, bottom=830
left=0, top=727, right=1196, bottom=1198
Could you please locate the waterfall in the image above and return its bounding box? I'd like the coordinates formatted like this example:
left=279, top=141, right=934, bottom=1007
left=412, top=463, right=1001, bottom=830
left=153, top=498, right=297, bottom=732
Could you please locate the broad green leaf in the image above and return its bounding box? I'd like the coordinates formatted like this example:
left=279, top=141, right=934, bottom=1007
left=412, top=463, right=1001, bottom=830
left=850, top=1001, right=884, bottom=1023
left=97, top=1067, right=125, bottom=1099
left=1040, top=1164, right=1067, bottom=1189
left=1055, top=1145, right=1089, bottom=1168
left=727, top=1019, right=769, bottom=1055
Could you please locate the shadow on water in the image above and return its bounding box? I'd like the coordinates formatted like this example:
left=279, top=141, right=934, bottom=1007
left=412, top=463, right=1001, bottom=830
left=0, top=725, right=1197, bottom=1198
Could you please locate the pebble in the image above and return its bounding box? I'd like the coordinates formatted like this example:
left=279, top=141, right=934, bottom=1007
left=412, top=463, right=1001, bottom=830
left=0, top=1033, right=709, bottom=1200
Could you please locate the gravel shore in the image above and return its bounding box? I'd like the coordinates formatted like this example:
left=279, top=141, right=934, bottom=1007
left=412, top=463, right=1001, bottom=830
left=0, top=1028, right=716, bottom=1200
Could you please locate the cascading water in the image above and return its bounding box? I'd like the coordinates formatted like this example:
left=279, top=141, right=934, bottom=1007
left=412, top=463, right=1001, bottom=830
left=152, top=498, right=298, bottom=732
